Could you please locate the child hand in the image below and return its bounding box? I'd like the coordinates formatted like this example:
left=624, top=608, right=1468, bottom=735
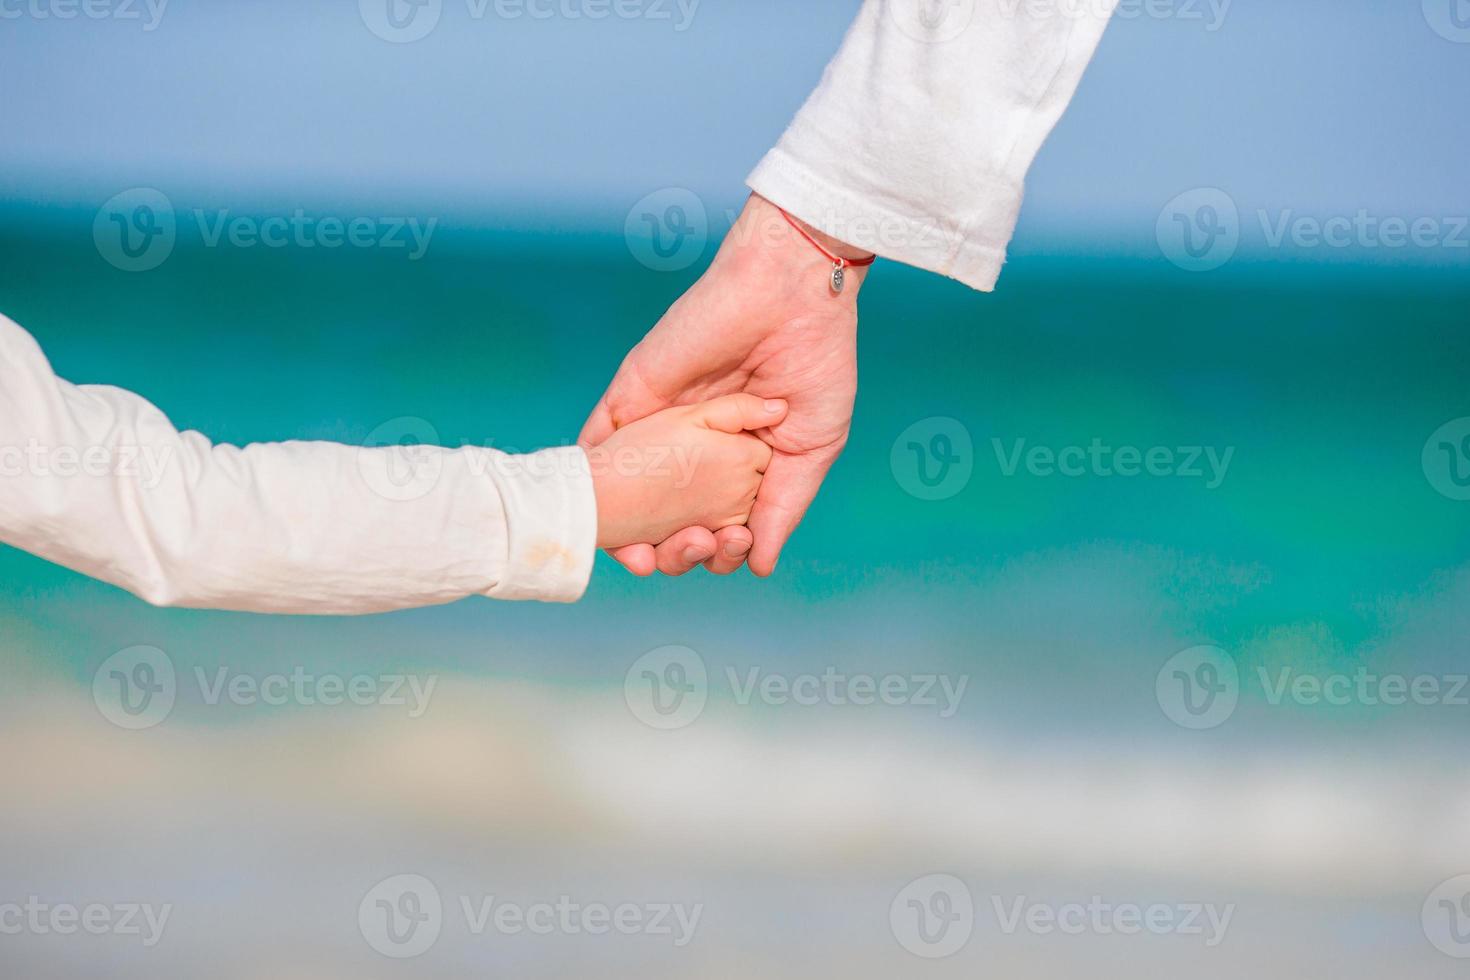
left=589, top=394, right=787, bottom=551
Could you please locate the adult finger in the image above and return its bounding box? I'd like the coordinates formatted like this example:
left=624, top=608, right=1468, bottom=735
left=578, top=398, right=618, bottom=449
left=744, top=450, right=837, bottom=577
left=579, top=354, right=675, bottom=446
left=702, top=525, right=753, bottom=575
left=653, top=526, right=719, bottom=576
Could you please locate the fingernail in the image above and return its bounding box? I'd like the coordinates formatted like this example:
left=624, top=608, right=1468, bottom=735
left=764, top=399, right=783, bottom=413
left=723, top=540, right=751, bottom=559
left=682, top=547, right=709, bottom=564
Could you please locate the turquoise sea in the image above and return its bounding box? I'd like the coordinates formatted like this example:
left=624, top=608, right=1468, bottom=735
left=1, top=203, right=1468, bottom=977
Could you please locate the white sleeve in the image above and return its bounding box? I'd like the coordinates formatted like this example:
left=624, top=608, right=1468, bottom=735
left=0, top=313, right=597, bottom=613
left=747, top=0, right=1117, bottom=291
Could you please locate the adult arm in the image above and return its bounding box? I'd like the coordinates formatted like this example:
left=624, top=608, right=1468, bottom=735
left=0, top=313, right=596, bottom=613
left=748, top=0, right=1119, bottom=291
left=591, top=0, right=1119, bottom=577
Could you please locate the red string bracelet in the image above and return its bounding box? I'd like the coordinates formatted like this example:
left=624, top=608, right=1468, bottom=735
left=774, top=207, right=876, bottom=294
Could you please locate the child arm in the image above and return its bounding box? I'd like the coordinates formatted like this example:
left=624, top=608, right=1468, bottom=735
left=0, top=313, right=595, bottom=613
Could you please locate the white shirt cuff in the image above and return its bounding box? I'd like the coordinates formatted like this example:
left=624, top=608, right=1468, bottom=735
left=747, top=145, right=1020, bottom=293
left=481, top=445, right=597, bottom=603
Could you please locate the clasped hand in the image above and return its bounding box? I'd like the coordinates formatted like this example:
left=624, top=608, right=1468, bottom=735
left=580, top=193, right=868, bottom=578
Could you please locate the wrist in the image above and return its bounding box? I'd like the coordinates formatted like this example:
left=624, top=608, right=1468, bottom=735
left=714, top=193, right=873, bottom=309
left=590, top=465, right=620, bottom=550
left=781, top=205, right=875, bottom=264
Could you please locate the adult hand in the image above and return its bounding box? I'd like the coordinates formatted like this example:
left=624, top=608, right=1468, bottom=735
left=580, top=192, right=871, bottom=577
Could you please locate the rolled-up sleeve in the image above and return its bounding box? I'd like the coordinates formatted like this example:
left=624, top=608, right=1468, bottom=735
left=748, top=0, right=1117, bottom=291
left=0, top=313, right=597, bottom=613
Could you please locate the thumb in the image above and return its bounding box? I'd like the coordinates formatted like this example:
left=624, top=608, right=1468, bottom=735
left=580, top=355, right=678, bottom=448
left=578, top=399, right=617, bottom=450
left=694, top=393, right=788, bottom=434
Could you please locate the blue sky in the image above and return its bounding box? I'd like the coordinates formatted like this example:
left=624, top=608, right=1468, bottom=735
left=1, top=0, right=1467, bottom=247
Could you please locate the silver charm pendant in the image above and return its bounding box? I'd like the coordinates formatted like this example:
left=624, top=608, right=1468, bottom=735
left=830, top=261, right=845, bottom=294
